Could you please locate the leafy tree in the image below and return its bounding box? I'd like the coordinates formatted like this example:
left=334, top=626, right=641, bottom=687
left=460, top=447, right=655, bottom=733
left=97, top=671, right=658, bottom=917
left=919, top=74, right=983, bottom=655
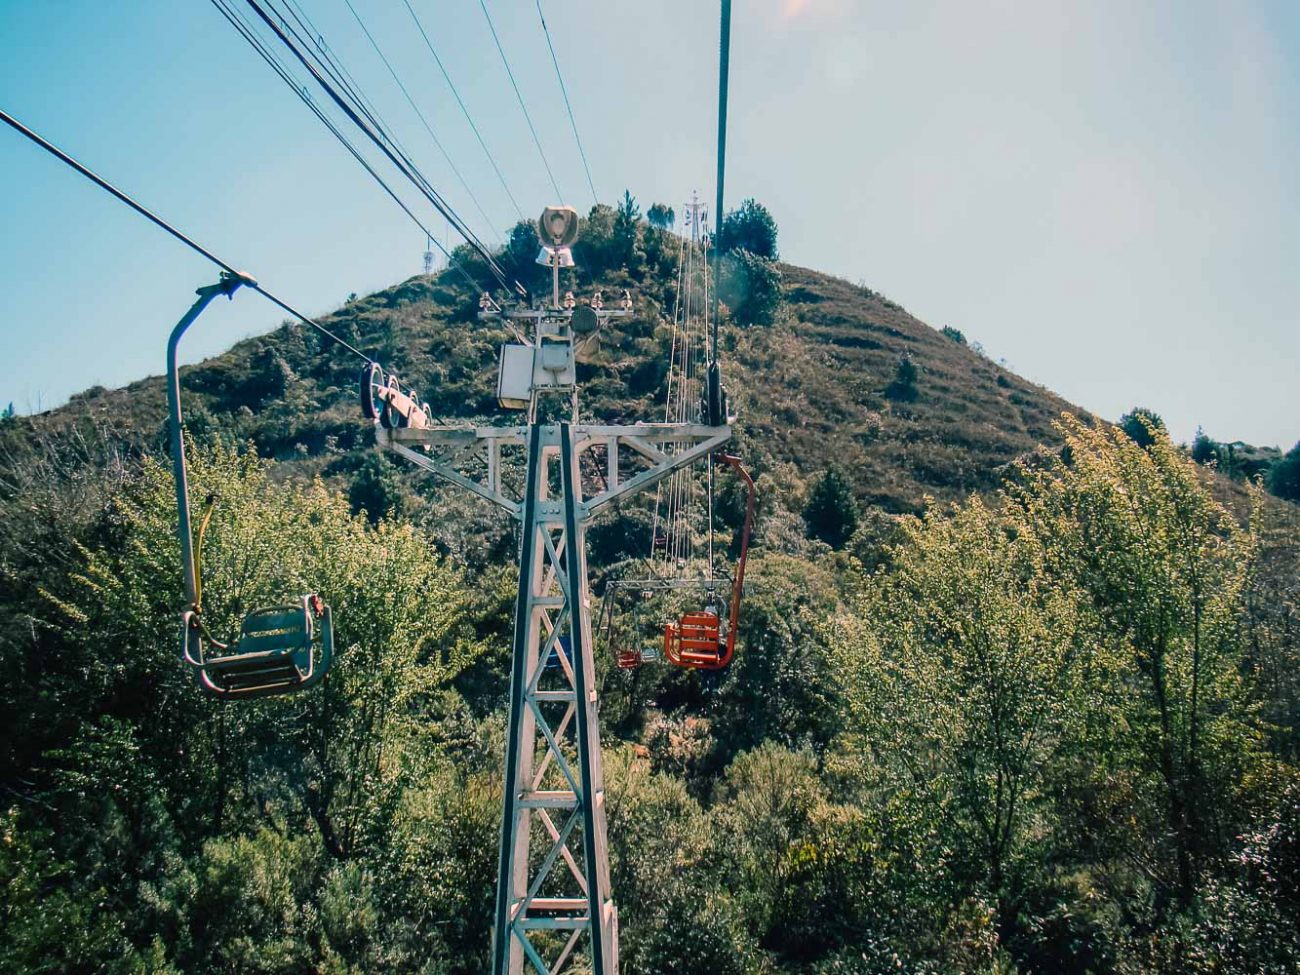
left=1013, top=415, right=1264, bottom=909
left=349, top=451, right=405, bottom=525
left=646, top=202, right=675, bottom=230
left=574, top=203, right=616, bottom=275
left=0, top=402, right=13, bottom=422
left=836, top=495, right=1089, bottom=927
left=710, top=554, right=842, bottom=762
left=718, top=198, right=778, bottom=259
left=804, top=466, right=859, bottom=548
left=940, top=325, right=967, bottom=345
left=1192, top=426, right=1222, bottom=466
left=612, top=189, right=644, bottom=271
left=885, top=354, right=919, bottom=401
left=718, top=249, right=782, bottom=326
left=0, top=445, right=487, bottom=969
left=500, top=219, right=545, bottom=290
left=1270, top=442, right=1300, bottom=503
left=1118, top=406, right=1165, bottom=449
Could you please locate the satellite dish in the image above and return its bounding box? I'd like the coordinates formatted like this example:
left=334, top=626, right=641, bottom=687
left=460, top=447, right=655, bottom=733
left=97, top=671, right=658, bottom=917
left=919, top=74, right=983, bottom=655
left=570, top=304, right=599, bottom=335
left=538, top=206, right=580, bottom=248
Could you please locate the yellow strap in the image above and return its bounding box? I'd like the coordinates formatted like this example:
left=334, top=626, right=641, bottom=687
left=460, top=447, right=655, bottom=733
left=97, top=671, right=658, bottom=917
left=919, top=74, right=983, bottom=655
left=193, top=494, right=217, bottom=613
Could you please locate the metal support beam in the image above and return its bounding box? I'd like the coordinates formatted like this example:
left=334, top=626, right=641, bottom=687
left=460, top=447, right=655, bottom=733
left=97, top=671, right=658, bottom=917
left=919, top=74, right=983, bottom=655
left=492, top=423, right=617, bottom=975
left=379, top=418, right=729, bottom=974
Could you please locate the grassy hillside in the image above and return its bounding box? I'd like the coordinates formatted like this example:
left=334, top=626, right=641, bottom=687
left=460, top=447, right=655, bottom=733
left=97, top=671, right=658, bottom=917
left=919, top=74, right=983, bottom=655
left=3, top=217, right=1299, bottom=974
left=0, top=241, right=1081, bottom=522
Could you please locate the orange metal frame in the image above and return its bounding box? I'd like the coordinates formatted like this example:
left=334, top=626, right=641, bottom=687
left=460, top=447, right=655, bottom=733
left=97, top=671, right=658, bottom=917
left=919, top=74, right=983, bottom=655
left=662, top=454, right=756, bottom=670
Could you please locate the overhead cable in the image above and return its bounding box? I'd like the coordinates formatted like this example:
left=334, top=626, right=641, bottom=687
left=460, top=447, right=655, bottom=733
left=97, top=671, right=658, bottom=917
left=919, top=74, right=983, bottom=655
left=401, top=0, right=526, bottom=222
left=244, top=0, right=521, bottom=294
left=0, top=107, right=369, bottom=361
left=209, top=0, right=487, bottom=296
left=478, top=0, right=565, bottom=203
left=339, top=0, right=505, bottom=243
left=534, top=0, right=597, bottom=207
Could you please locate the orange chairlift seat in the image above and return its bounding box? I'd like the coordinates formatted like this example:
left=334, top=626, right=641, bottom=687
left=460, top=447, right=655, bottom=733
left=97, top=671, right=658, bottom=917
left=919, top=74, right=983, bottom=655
left=662, top=454, right=756, bottom=670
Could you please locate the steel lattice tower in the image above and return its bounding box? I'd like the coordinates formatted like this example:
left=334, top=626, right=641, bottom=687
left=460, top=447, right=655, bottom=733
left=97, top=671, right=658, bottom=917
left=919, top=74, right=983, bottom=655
left=371, top=208, right=731, bottom=974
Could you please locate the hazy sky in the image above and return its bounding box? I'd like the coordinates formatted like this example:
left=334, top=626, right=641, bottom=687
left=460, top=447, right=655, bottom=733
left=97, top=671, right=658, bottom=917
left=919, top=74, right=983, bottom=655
left=2, top=1, right=1297, bottom=446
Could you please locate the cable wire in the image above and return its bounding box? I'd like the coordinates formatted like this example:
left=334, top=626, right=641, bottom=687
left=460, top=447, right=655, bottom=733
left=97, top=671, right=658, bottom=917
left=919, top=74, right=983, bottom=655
left=478, top=0, right=565, bottom=202
left=209, top=0, right=487, bottom=297
left=245, top=0, right=521, bottom=294
left=401, top=0, right=526, bottom=222
left=534, top=0, right=597, bottom=206
left=0, top=107, right=370, bottom=362
left=339, top=0, right=505, bottom=243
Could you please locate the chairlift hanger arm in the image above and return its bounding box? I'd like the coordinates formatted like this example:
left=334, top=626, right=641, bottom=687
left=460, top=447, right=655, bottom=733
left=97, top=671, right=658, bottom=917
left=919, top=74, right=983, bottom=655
left=166, top=278, right=335, bottom=700
left=717, top=453, right=756, bottom=657
left=167, top=273, right=257, bottom=609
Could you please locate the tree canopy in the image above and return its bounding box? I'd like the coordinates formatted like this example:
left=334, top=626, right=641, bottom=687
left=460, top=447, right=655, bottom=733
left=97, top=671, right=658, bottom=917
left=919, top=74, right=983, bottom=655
left=717, top=198, right=778, bottom=260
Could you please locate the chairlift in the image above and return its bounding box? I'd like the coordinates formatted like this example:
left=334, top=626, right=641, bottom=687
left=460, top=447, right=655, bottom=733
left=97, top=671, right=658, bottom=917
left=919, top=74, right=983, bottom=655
left=599, top=581, right=664, bottom=670
left=601, top=455, right=756, bottom=672
left=168, top=272, right=334, bottom=699
left=662, top=455, right=756, bottom=670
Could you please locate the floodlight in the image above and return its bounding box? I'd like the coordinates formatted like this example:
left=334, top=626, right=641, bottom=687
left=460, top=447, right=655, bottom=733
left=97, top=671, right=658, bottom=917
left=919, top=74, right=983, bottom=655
left=537, top=205, right=579, bottom=247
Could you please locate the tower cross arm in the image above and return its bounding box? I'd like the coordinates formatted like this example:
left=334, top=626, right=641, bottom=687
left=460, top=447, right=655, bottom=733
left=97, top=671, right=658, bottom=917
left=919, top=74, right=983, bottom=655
left=575, top=423, right=731, bottom=517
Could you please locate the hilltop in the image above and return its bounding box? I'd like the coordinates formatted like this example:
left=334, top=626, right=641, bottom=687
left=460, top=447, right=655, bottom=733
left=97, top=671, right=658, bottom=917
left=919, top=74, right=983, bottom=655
left=0, top=238, right=1082, bottom=525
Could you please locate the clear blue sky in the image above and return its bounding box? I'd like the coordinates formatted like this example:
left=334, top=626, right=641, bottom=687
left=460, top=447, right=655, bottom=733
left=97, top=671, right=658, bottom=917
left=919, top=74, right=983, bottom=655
left=2, top=1, right=1298, bottom=447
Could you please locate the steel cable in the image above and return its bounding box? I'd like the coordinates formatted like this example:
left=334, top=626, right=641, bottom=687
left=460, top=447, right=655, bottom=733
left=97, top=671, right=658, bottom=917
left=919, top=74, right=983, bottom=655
left=534, top=0, right=597, bottom=206
left=478, top=0, right=565, bottom=203
left=0, top=107, right=370, bottom=361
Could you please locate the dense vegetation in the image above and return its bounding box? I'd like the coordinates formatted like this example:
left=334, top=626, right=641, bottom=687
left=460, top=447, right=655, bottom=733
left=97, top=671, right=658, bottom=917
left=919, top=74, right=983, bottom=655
left=2, top=202, right=1298, bottom=973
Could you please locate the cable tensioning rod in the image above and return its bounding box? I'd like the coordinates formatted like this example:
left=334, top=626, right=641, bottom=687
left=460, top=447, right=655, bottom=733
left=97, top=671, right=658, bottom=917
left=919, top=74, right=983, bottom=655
left=479, top=0, right=565, bottom=203
left=0, top=107, right=369, bottom=362
left=275, top=0, right=504, bottom=257
left=340, top=0, right=505, bottom=244
left=256, top=0, right=489, bottom=252
left=402, top=0, right=526, bottom=222
left=245, top=0, right=520, bottom=295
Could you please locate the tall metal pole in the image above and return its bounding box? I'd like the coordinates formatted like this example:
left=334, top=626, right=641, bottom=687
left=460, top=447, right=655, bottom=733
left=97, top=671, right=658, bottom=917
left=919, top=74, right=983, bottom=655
left=706, top=0, right=733, bottom=426
left=711, top=0, right=732, bottom=367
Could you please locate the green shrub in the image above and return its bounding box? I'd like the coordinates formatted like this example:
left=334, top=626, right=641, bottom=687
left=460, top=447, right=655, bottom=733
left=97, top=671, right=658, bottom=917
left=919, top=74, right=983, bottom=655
left=804, top=466, right=859, bottom=548
left=1118, top=406, right=1165, bottom=449
left=885, top=355, right=919, bottom=402
left=1270, top=442, right=1300, bottom=502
